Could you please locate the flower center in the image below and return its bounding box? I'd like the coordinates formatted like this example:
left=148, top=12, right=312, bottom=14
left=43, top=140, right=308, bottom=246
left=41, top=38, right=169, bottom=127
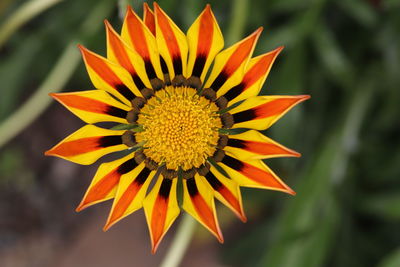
left=135, top=86, right=222, bottom=171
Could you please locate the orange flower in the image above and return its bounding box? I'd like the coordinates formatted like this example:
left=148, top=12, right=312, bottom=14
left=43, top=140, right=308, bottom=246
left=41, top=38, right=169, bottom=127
left=45, top=3, right=309, bottom=253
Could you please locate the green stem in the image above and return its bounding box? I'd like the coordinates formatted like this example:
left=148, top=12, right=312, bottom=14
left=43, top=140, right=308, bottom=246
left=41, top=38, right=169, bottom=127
left=159, top=214, right=196, bottom=267
left=0, top=0, right=114, bottom=149
left=0, top=0, right=64, bottom=49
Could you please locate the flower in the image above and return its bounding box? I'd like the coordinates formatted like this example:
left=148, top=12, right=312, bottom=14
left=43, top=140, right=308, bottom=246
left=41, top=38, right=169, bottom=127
left=45, top=3, right=309, bottom=253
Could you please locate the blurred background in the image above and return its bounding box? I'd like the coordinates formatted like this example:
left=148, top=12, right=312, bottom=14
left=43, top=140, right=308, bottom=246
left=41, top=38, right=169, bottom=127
left=1, top=0, right=400, bottom=266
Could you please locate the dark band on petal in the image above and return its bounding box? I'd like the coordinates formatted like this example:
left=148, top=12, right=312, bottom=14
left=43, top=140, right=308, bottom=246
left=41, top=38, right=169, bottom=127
left=132, top=73, right=146, bottom=91
left=115, top=84, right=136, bottom=101
left=224, top=83, right=245, bottom=101
left=117, top=157, right=139, bottom=175
left=172, top=56, right=183, bottom=76
left=204, top=171, right=223, bottom=190
left=105, top=106, right=128, bottom=119
left=186, top=177, right=198, bottom=197
left=226, top=138, right=246, bottom=149
left=192, top=54, right=207, bottom=78
left=159, top=178, right=172, bottom=199
left=232, top=109, right=257, bottom=124
left=145, top=59, right=158, bottom=80
left=135, top=167, right=151, bottom=185
left=210, top=71, right=228, bottom=91
left=98, top=135, right=122, bottom=147
left=221, top=155, right=244, bottom=171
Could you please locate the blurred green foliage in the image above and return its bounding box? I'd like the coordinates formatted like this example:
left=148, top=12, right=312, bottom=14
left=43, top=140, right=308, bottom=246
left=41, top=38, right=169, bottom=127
left=0, top=0, right=399, bottom=266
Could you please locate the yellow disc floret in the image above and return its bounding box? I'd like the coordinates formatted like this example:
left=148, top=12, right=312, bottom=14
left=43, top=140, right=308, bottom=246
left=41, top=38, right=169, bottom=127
left=136, top=86, right=222, bottom=171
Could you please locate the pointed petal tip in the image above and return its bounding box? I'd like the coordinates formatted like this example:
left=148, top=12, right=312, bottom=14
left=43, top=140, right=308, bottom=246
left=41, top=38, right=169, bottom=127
left=77, top=44, right=84, bottom=50
left=287, top=187, right=296, bottom=196
left=75, top=200, right=89, bottom=212
left=44, top=149, right=53, bottom=156
left=293, top=151, right=302, bottom=157
left=275, top=45, right=285, bottom=53
left=151, top=239, right=161, bottom=254
left=239, top=212, right=247, bottom=223
left=104, top=19, right=111, bottom=27
left=104, top=215, right=120, bottom=231
left=217, top=234, right=224, bottom=244
left=143, top=2, right=151, bottom=11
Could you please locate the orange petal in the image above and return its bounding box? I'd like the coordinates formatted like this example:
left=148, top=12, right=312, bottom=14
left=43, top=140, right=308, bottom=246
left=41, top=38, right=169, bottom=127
left=231, top=95, right=311, bottom=130
left=76, top=153, right=137, bottom=211
left=45, top=125, right=127, bottom=165
left=78, top=45, right=140, bottom=104
left=143, top=177, right=180, bottom=253
left=121, top=6, right=163, bottom=81
left=104, top=165, right=154, bottom=230
left=205, top=28, right=262, bottom=96
left=186, top=4, right=224, bottom=82
left=225, top=130, right=301, bottom=160
left=105, top=20, right=151, bottom=90
left=154, top=2, right=188, bottom=78
left=50, top=90, right=130, bottom=124
left=143, top=3, right=156, bottom=35
left=204, top=168, right=246, bottom=222
left=220, top=153, right=295, bottom=195
left=225, top=46, right=284, bottom=104
left=182, top=175, right=224, bottom=242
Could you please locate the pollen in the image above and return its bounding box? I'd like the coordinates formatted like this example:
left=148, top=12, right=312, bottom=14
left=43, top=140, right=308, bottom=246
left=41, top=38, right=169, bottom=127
left=136, top=86, right=222, bottom=171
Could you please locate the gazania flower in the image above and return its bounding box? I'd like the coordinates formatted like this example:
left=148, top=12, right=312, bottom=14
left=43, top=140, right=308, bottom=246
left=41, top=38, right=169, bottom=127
left=45, top=3, right=309, bottom=253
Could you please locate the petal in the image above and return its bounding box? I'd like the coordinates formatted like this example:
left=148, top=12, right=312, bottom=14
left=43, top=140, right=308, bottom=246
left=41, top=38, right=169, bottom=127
left=230, top=95, right=310, bottom=130
left=121, top=6, right=163, bottom=81
left=186, top=4, right=224, bottom=82
left=78, top=45, right=141, bottom=105
left=45, top=125, right=127, bottom=165
left=182, top=175, right=224, bottom=243
left=204, top=28, right=262, bottom=96
left=224, top=47, right=284, bottom=105
left=225, top=130, right=301, bottom=160
left=143, top=3, right=156, bottom=35
left=218, top=151, right=295, bottom=195
left=76, top=153, right=136, bottom=211
left=154, top=3, right=188, bottom=78
left=203, top=166, right=246, bottom=222
left=105, top=20, right=152, bottom=90
left=50, top=90, right=130, bottom=124
left=104, top=163, right=154, bottom=230
left=143, top=176, right=180, bottom=253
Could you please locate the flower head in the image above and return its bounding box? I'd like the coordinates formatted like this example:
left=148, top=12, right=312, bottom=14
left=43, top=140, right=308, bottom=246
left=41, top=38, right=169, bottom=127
left=45, top=3, right=309, bottom=253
